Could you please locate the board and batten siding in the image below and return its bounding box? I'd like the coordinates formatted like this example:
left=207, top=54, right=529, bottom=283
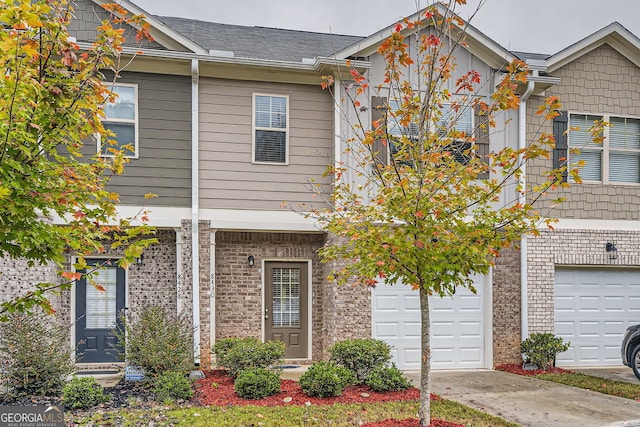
left=199, top=79, right=333, bottom=211
left=101, top=72, right=192, bottom=207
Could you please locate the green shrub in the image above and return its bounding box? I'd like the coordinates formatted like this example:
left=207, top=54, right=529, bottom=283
left=520, top=333, right=570, bottom=370
left=212, top=337, right=285, bottom=378
left=234, top=368, right=281, bottom=400
left=365, top=364, right=412, bottom=392
left=329, top=338, right=392, bottom=383
left=115, top=306, right=193, bottom=378
left=0, top=312, right=76, bottom=398
left=299, top=361, right=355, bottom=398
left=63, top=377, right=110, bottom=409
left=153, top=371, right=193, bottom=403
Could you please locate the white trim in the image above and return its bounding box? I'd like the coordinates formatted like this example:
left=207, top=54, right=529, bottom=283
left=98, top=83, right=139, bottom=159
left=252, top=93, right=290, bottom=165
left=199, top=208, right=321, bottom=232
left=483, top=268, right=494, bottom=369
left=261, top=259, right=313, bottom=360
left=191, top=59, right=201, bottom=365
left=50, top=206, right=191, bottom=227
left=553, top=218, right=640, bottom=231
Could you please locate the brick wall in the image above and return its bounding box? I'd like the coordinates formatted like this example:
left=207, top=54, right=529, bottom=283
left=527, top=228, right=640, bottom=333
left=493, top=245, right=522, bottom=365
left=214, top=231, right=327, bottom=361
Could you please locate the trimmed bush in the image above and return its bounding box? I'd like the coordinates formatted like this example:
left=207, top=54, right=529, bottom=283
left=0, top=312, right=76, bottom=398
left=299, top=361, right=355, bottom=398
left=212, top=337, right=285, bottom=378
left=234, top=368, right=281, bottom=399
left=63, top=377, right=110, bottom=409
left=329, top=338, right=392, bottom=383
left=520, top=333, right=570, bottom=370
left=153, top=371, right=193, bottom=403
left=365, top=364, right=412, bottom=392
left=115, top=306, right=193, bottom=378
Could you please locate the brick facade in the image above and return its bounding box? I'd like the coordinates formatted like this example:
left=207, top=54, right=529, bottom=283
left=527, top=228, right=640, bottom=333
left=493, top=245, right=522, bottom=365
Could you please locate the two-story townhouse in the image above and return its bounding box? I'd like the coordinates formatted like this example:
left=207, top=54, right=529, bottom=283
left=4, top=0, right=639, bottom=372
left=525, top=22, right=640, bottom=368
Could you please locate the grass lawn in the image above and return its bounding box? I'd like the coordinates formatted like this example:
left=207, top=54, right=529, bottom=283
left=69, top=398, right=519, bottom=426
left=536, top=372, right=640, bottom=400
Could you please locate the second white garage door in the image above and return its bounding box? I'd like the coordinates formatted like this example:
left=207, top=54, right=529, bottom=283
left=371, top=274, right=490, bottom=370
left=555, top=268, right=640, bottom=367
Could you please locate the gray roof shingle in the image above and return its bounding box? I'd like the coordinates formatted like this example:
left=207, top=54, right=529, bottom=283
left=155, top=16, right=364, bottom=62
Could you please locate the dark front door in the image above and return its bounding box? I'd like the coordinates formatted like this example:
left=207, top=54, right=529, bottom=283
left=76, top=261, right=125, bottom=363
left=265, top=262, right=309, bottom=359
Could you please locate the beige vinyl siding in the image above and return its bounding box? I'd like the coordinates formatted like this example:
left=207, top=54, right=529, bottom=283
left=102, top=72, right=192, bottom=207
left=199, top=79, right=333, bottom=211
left=528, top=44, right=640, bottom=220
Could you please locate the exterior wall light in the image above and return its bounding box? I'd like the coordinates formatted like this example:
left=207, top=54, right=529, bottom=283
left=605, top=242, right=617, bottom=260
left=248, top=255, right=255, bottom=267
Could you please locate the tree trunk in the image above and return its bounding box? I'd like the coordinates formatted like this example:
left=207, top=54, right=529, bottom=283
left=418, top=285, right=431, bottom=426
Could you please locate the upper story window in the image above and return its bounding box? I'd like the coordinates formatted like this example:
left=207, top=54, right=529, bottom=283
left=253, top=94, right=288, bottom=164
left=569, top=113, right=640, bottom=184
left=386, top=99, right=474, bottom=164
left=99, top=84, right=138, bottom=158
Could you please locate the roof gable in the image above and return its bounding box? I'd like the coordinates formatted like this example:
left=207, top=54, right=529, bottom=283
left=335, top=3, right=515, bottom=70
left=546, top=22, right=640, bottom=72
left=90, top=0, right=208, bottom=54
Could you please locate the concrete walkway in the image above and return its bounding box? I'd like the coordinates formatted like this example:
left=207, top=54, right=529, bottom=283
left=407, top=370, right=640, bottom=427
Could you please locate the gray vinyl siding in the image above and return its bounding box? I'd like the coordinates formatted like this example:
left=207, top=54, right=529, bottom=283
left=102, top=72, right=192, bottom=207
left=68, top=0, right=166, bottom=50
left=199, top=79, right=333, bottom=211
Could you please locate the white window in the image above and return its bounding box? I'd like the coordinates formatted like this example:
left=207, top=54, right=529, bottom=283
left=98, top=84, right=138, bottom=158
left=569, top=113, right=640, bottom=184
left=253, top=94, right=288, bottom=164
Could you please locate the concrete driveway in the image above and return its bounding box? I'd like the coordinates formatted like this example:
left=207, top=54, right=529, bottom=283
left=403, top=370, right=640, bottom=427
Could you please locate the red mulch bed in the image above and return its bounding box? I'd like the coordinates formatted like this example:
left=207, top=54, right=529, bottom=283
left=495, top=363, right=572, bottom=376
left=194, top=369, right=425, bottom=407
left=193, top=370, right=465, bottom=426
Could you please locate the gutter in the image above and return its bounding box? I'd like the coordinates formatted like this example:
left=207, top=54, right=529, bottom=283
left=191, top=58, right=201, bottom=365
left=519, top=76, right=535, bottom=341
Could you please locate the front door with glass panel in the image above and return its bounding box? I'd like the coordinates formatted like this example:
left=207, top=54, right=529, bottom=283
left=75, top=260, right=125, bottom=363
left=265, top=262, right=308, bottom=359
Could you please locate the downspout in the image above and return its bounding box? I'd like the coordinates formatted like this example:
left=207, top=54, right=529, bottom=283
left=519, top=76, right=535, bottom=341
left=333, top=77, right=342, bottom=174
left=191, top=58, right=201, bottom=365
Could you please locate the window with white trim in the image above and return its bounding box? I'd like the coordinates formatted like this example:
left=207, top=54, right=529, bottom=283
left=98, top=84, right=138, bottom=158
left=253, top=94, right=288, bottom=164
left=387, top=100, right=473, bottom=164
left=569, top=113, right=640, bottom=183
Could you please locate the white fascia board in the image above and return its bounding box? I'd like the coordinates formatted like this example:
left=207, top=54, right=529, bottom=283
left=546, top=22, right=640, bottom=72
left=50, top=206, right=190, bottom=228
left=90, top=0, right=208, bottom=54
left=548, top=218, right=640, bottom=231
left=200, top=209, right=322, bottom=233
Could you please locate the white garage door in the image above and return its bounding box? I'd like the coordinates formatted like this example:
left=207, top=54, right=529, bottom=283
left=555, top=268, right=640, bottom=367
left=371, top=274, right=489, bottom=370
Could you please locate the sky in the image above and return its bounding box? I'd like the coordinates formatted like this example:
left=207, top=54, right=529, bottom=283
left=131, top=0, right=640, bottom=55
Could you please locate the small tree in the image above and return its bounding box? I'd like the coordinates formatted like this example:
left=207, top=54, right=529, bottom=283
left=314, top=2, right=599, bottom=425
left=0, top=0, right=157, bottom=314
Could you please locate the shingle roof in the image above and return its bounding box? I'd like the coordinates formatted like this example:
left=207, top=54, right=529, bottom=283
left=155, top=16, right=364, bottom=62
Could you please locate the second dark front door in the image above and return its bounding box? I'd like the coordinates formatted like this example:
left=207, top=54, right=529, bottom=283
left=76, top=260, right=125, bottom=363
